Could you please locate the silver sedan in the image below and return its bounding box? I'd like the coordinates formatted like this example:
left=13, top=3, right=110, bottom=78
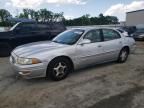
left=10, top=28, right=136, bottom=81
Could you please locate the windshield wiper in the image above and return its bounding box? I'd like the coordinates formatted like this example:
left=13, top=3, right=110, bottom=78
left=52, top=40, right=69, bottom=45
left=52, top=40, right=59, bottom=43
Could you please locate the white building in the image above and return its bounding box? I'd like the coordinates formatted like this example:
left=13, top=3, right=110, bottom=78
left=126, top=9, right=144, bottom=26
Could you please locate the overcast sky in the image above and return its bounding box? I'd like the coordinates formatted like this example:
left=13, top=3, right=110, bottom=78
left=0, top=0, right=144, bottom=21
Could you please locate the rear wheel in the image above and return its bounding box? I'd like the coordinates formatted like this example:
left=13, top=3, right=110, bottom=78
left=117, top=48, right=129, bottom=63
left=47, top=58, right=71, bottom=81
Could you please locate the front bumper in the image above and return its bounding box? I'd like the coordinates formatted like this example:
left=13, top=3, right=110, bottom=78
left=10, top=56, right=47, bottom=79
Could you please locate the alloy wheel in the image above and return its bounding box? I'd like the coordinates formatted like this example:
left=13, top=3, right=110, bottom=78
left=53, top=62, right=67, bottom=78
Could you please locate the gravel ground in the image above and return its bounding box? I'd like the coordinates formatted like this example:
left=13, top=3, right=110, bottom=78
left=0, top=42, right=144, bottom=108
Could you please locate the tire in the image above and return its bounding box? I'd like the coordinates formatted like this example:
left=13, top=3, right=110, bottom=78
left=0, top=43, right=12, bottom=57
left=117, top=48, right=129, bottom=63
left=47, top=58, right=72, bottom=81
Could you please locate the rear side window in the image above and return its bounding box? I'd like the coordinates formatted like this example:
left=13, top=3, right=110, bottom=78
left=37, top=24, right=51, bottom=30
left=51, top=23, right=65, bottom=30
left=102, top=29, right=121, bottom=41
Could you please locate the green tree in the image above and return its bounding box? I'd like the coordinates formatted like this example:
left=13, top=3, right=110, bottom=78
left=17, top=8, right=64, bottom=23
left=39, top=9, right=49, bottom=22
left=17, top=9, right=30, bottom=19
left=45, top=10, right=53, bottom=22
left=98, top=13, right=106, bottom=25
left=29, top=9, right=35, bottom=19
left=23, top=9, right=30, bottom=18
left=34, top=11, right=40, bottom=22
left=109, top=16, right=119, bottom=24
left=90, top=17, right=98, bottom=25
left=0, top=9, right=12, bottom=22
left=81, top=14, right=91, bottom=25
left=65, top=13, right=119, bottom=26
left=0, top=8, right=119, bottom=26
left=53, top=12, right=64, bottom=22
left=18, top=13, right=25, bottom=18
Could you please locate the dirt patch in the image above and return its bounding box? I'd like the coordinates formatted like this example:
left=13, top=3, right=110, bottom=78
left=89, top=86, right=144, bottom=108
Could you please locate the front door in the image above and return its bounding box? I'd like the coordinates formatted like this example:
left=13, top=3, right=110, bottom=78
left=13, top=23, right=44, bottom=46
left=75, top=29, right=104, bottom=68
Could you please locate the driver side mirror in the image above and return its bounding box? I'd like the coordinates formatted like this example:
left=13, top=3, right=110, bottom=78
left=78, top=39, right=91, bottom=45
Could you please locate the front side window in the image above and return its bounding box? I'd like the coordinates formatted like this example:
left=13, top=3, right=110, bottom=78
left=102, top=29, right=121, bottom=41
left=10, top=23, right=20, bottom=31
left=52, top=29, right=84, bottom=45
left=19, top=23, right=37, bottom=33
left=84, top=30, right=101, bottom=43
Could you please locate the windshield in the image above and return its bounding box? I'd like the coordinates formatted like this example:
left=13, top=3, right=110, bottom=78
left=136, top=28, right=144, bottom=33
left=10, top=23, right=20, bottom=31
left=52, top=29, right=84, bottom=45
left=117, top=29, right=124, bottom=33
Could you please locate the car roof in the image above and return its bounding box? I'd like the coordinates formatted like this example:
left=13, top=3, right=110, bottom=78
left=71, top=27, right=117, bottom=32
left=19, top=22, right=65, bottom=25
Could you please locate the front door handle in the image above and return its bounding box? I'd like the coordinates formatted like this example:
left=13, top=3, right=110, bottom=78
left=98, top=45, right=102, bottom=47
left=119, top=41, right=122, bottom=44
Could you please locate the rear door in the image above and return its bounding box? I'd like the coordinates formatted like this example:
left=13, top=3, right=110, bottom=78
left=101, top=29, right=123, bottom=61
left=37, top=24, right=52, bottom=40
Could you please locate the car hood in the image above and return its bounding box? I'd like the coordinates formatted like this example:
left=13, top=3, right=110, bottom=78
left=134, top=32, right=144, bottom=35
left=13, top=41, right=69, bottom=57
left=0, top=31, right=12, bottom=38
left=133, top=32, right=144, bottom=36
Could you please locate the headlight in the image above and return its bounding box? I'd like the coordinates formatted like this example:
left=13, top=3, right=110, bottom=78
left=17, top=57, right=41, bottom=65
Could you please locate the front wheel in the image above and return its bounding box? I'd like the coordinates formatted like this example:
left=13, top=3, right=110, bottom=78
left=47, top=58, right=71, bottom=81
left=117, top=48, right=129, bottom=63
